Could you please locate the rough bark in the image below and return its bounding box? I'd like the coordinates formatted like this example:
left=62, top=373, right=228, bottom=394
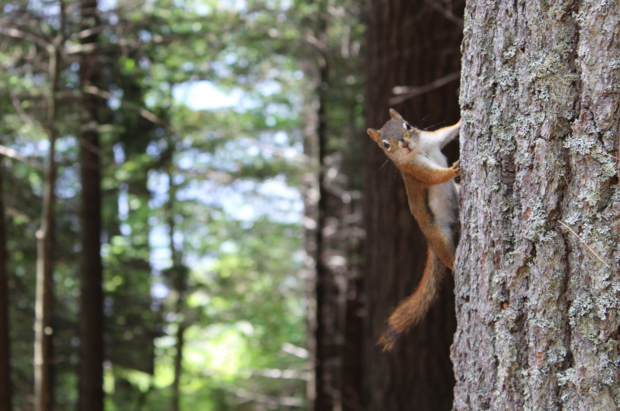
left=0, top=157, right=12, bottom=411
left=453, top=1, right=620, bottom=409
left=79, top=1, right=105, bottom=410
left=363, top=1, right=464, bottom=410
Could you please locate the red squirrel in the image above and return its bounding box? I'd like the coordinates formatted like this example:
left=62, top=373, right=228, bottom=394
left=367, top=109, right=460, bottom=351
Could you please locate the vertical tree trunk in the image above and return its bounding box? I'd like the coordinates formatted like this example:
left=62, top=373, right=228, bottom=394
left=363, top=1, right=464, bottom=410
left=314, top=17, right=336, bottom=411
left=340, top=86, right=365, bottom=411
left=302, top=128, right=318, bottom=411
left=341, top=278, right=362, bottom=411
left=167, top=170, right=187, bottom=411
left=453, top=1, right=620, bottom=409
left=34, top=48, right=59, bottom=411
left=302, top=3, right=366, bottom=409
left=0, top=157, right=12, bottom=411
left=79, top=1, right=104, bottom=410
left=171, top=320, right=186, bottom=411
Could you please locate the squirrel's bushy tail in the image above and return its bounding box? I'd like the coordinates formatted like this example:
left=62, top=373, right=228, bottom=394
left=378, top=247, right=446, bottom=352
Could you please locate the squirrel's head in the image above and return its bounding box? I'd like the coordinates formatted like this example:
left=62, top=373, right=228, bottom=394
left=367, top=109, right=419, bottom=161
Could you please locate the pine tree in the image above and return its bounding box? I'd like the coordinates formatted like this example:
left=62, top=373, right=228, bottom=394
left=453, top=1, right=620, bottom=409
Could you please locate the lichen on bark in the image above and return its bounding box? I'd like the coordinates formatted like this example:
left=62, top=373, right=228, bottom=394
left=453, top=1, right=620, bottom=410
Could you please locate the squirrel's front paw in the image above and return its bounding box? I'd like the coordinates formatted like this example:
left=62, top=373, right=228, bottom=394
left=451, top=160, right=461, bottom=176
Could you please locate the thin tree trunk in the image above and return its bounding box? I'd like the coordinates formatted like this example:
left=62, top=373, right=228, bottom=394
left=171, top=319, right=186, bottom=411
left=363, top=0, right=464, bottom=410
left=170, top=285, right=186, bottom=411
left=0, top=156, right=12, bottom=411
left=453, top=1, right=620, bottom=409
left=34, top=47, right=59, bottom=411
left=314, top=16, right=336, bottom=411
left=78, top=1, right=104, bottom=410
left=167, top=170, right=187, bottom=411
left=302, top=125, right=318, bottom=411
left=341, top=278, right=362, bottom=411
left=340, top=80, right=364, bottom=411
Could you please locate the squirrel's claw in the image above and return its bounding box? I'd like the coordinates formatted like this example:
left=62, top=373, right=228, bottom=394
left=451, top=160, right=461, bottom=176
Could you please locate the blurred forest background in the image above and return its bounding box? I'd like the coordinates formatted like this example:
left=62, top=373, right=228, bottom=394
left=0, top=0, right=464, bottom=410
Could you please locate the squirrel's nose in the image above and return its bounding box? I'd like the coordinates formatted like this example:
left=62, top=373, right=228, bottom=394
left=398, top=140, right=409, bottom=149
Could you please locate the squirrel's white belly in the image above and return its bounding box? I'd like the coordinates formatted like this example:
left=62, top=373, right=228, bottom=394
left=426, top=147, right=448, bottom=168
left=420, top=144, right=457, bottom=226
left=429, top=182, right=458, bottom=227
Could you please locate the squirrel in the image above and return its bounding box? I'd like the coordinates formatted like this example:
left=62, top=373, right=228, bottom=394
left=367, top=109, right=461, bottom=351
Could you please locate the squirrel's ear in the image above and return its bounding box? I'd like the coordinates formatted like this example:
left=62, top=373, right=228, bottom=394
left=389, top=109, right=404, bottom=120
left=367, top=128, right=382, bottom=142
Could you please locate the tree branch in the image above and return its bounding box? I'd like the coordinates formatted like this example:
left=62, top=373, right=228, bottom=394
left=247, top=368, right=311, bottom=381
left=282, top=342, right=309, bottom=358
left=423, top=0, right=464, bottom=28
left=390, top=71, right=460, bottom=105
left=11, top=94, right=37, bottom=130
left=0, top=25, right=53, bottom=52
left=230, top=387, right=304, bottom=408
left=83, top=85, right=167, bottom=126
left=0, top=145, right=43, bottom=170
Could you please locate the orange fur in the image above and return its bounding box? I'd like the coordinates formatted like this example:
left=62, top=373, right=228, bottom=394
left=378, top=248, right=446, bottom=351
left=368, top=109, right=460, bottom=351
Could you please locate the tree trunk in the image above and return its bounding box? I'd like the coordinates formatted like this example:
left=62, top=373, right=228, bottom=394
left=0, top=157, right=12, bottom=411
left=363, top=0, right=464, bottom=410
left=79, top=1, right=104, bottom=410
left=341, top=278, right=363, bottom=411
left=34, top=46, right=59, bottom=411
left=314, top=17, right=338, bottom=411
left=171, top=321, right=186, bottom=411
left=302, top=124, right=319, bottom=411
left=453, top=1, right=620, bottom=409
left=167, top=169, right=187, bottom=411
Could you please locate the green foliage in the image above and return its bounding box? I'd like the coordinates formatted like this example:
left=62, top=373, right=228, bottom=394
left=0, top=0, right=364, bottom=409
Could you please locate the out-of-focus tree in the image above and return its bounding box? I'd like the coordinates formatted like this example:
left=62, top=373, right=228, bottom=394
left=363, top=0, right=464, bottom=410
left=32, top=5, right=62, bottom=409
left=0, top=156, right=12, bottom=411
left=0, top=1, right=365, bottom=410
left=78, top=1, right=105, bottom=410
left=288, top=1, right=366, bottom=409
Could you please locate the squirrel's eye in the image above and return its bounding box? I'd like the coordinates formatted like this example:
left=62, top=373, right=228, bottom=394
left=403, top=123, right=412, bottom=131
left=382, top=140, right=390, bottom=149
